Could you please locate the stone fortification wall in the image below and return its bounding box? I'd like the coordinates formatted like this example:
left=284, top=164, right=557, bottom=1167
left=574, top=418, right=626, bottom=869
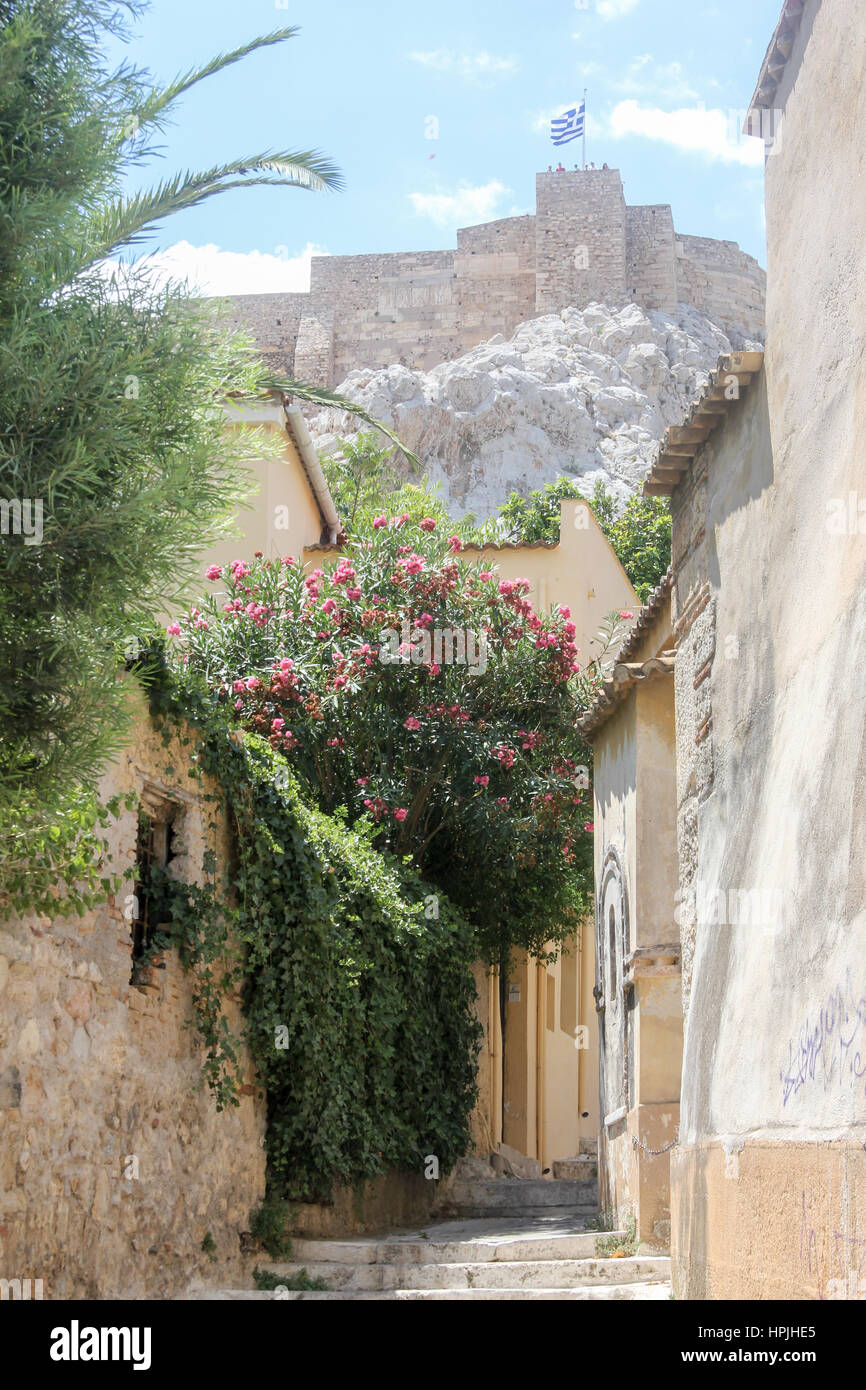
left=224, top=169, right=765, bottom=386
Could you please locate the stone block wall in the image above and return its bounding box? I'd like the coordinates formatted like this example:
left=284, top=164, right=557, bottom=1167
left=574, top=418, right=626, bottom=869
left=535, top=169, right=628, bottom=313
left=626, top=205, right=678, bottom=312
left=454, top=215, right=537, bottom=346
left=675, top=234, right=766, bottom=338
left=222, top=168, right=765, bottom=386
left=0, top=694, right=266, bottom=1298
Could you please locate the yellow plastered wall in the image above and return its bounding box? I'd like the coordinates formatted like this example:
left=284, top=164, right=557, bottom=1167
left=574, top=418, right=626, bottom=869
left=470, top=501, right=638, bottom=1165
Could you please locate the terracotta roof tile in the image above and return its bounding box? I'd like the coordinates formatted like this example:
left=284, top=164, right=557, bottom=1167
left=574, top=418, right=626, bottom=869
left=643, top=350, right=764, bottom=497
left=578, top=654, right=675, bottom=740
left=747, top=0, right=806, bottom=122
left=616, top=567, right=673, bottom=663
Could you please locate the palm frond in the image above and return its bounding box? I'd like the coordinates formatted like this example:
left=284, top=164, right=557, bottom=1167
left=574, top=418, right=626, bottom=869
left=254, top=376, right=421, bottom=471
left=79, top=151, right=341, bottom=266
left=119, top=29, right=303, bottom=142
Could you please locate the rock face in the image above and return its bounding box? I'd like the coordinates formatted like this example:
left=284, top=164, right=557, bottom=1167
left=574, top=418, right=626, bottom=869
left=307, top=301, right=762, bottom=520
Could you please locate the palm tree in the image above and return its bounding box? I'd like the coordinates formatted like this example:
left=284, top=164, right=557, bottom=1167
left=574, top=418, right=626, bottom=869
left=0, top=4, right=413, bottom=823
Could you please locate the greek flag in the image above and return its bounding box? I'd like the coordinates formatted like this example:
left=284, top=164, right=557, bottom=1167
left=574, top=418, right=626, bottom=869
left=551, top=102, right=585, bottom=146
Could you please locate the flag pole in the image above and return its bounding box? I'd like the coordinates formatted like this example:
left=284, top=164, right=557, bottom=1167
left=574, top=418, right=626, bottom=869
left=583, top=88, right=587, bottom=169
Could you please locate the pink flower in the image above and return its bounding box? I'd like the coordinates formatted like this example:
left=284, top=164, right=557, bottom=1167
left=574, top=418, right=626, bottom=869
left=416, top=613, right=434, bottom=627
left=279, top=658, right=293, bottom=671
left=322, top=598, right=337, bottom=614
left=474, top=775, right=489, bottom=787
left=558, top=604, right=571, bottom=619
left=282, top=555, right=296, bottom=567
left=419, top=517, right=437, bottom=532
left=205, top=565, right=222, bottom=581
left=448, top=535, right=462, bottom=553
left=496, top=797, right=509, bottom=808
left=498, top=579, right=514, bottom=596
left=346, top=587, right=362, bottom=601
left=404, top=716, right=422, bottom=731
left=584, top=821, right=594, bottom=833
left=232, top=680, right=246, bottom=694
left=166, top=622, right=181, bottom=637
left=373, top=515, right=386, bottom=529
left=428, top=662, right=441, bottom=676
left=246, top=676, right=261, bottom=691
left=271, top=718, right=285, bottom=732
left=394, top=808, right=408, bottom=822
left=479, top=570, right=492, bottom=581
left=619, top=610, right=634, bottom=620
left=357, top=777, right=369, bottom=787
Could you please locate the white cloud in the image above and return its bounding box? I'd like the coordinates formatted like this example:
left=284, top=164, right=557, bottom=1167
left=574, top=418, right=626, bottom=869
left=609, top=56, right=699, bottom=101
left=596, top=0, right=640, bottom=19
left=409, top=49, right=517, bottom=80
left=607, top=100, right=765, bottom=165
left=408, top=181, right=512, bottom=229
left=102, top=241, right=327, bottom=297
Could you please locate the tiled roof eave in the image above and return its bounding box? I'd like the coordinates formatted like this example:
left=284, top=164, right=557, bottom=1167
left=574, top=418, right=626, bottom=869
left=578, top=654, right=675, bottom=740
left=615, top=567, right=673, bottom=664
left=643, top=350, right=764, bottom=497
left=746, top=0, right=806, bottom=121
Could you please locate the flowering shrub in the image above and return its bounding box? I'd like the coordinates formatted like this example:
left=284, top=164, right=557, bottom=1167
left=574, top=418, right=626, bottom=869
left=139, top=721, right=480, bottom=1198
left=166, top=517, right=621, bottom=960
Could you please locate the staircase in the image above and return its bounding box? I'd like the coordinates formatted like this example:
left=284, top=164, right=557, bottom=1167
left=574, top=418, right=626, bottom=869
left=182, top=1167, right=671, bottom=1300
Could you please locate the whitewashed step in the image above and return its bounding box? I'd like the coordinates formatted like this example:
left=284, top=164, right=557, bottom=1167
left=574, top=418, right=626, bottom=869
left=287, top=1228, right=620, bottom=1266
left=181, top=1282, right=670, bottom=1301
left=264, top=1255, right=670, bottom=1291
left=441, top=1178, right=597, bottom=1212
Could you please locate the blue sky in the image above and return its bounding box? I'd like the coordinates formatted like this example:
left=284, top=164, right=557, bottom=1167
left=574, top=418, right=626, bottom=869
left=106, top=0, right=782, bottom=295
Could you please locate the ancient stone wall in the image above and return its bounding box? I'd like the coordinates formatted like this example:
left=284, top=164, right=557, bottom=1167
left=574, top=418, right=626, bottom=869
left=535, top=169, right=627, bottom=313
left=626, top=205, right=678, bottom=312
left=675, top=234, right=766, bottom=342
left=0, top=693, right=266, bottom=1298
left=223, top=168, right=765, bottom=386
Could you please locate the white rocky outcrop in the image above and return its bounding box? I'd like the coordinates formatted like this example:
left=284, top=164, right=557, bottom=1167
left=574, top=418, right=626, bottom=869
left=307, top=301, right=761, bottom=519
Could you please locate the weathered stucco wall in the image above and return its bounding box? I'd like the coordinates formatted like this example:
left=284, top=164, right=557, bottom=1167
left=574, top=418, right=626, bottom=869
left=0, top=694, right=266, bottom=1298
left=224, top=170, right=765, bottom=386
left=671, top=0, right=866, bottom=1299
left=591, top=649, right=681, bottom=1245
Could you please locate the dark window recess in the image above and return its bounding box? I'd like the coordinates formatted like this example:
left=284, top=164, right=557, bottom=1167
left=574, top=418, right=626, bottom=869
left=130, top=809, right=175, bottom=984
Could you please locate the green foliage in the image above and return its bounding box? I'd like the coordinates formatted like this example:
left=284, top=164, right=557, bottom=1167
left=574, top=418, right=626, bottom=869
left=595, top=1213, right=639, bottom=1258
left=321, top=433, right=445, bottom=534
left=148, top=700, right=481, bottom=1202
left=249, top=1201, right=294, bottom=1260
left=584, top=484, right=671, bottom=604
left=496, top=477, right=588, bottom=546
left=165, top=519, right=619, bottom=963
left=0, top=3, right=413, bottom=826
left=0, top=786, right=135, bottom=920
left=201, top=1231, right=217, bottom=1258
left=496, top=479, right=671, bottom=603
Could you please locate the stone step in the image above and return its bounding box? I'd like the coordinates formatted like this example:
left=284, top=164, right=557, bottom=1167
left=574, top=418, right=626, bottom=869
left=552, top=1157, right=597, bottom=1180
left=441, top=1178, right=597, bottom=1211
left=181, top=1281, right=670, bottom=1301
left=286, top=1228, right=620, bottom=1266
left=262, top=1255, right=670, bottom=1291
left=439, top=1204, right=599, bottom=1221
